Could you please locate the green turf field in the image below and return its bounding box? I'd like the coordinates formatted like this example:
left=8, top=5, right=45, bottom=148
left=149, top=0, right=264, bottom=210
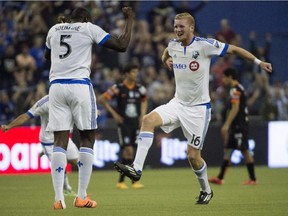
left=1, top=166, right=287, bottom=216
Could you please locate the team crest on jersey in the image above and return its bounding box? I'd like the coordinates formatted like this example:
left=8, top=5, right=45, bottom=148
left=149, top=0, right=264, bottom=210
left=189, top=61, right=199, bottom=71
left=192, top=51, right=199, bottom=59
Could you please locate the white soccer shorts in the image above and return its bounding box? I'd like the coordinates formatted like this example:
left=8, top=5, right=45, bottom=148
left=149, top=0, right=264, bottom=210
left=47, top=79, right=98, bottom=131
left=154, top=98, right=211, bottom=150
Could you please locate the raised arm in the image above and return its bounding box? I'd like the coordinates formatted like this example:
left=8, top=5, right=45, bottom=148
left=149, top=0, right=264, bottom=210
left=1, top=113, right=31, bottom=132
left=227, top=45, right=272, bottom=73
left=102, top=7, right=134, bottom=52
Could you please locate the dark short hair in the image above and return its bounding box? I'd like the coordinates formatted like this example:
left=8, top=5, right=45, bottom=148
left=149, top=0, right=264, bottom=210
left=71, top=7, right=92, bottom=22
left=223, top=67, right=238, bottom=80
left=123, top=63, right=139, bottom=74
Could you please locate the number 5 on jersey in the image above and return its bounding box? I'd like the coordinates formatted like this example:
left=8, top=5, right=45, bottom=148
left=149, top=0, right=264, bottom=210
left=59, top=35, right=72, bottom=59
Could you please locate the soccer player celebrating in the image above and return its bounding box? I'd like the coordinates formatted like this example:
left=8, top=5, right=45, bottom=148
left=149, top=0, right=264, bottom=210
left=114, top=12, right=272, bottom=204
left=44, top=7, right=134, bottom=209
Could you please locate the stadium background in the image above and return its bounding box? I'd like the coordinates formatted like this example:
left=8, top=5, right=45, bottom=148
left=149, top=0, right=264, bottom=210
left=1, top=1, right=288, bottom=174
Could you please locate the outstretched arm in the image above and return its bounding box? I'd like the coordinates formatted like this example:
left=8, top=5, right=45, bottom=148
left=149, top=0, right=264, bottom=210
left=1, top=113, right=31, bottom=132
left=227, top=45, right=272, bottom=73
left=103, top=7, right=134, bottom=52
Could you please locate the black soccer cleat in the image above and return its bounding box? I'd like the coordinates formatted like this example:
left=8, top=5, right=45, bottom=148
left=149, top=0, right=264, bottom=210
left=114, top=161, right=142, bottom=182
left=195, top=190, right=213, bottom=204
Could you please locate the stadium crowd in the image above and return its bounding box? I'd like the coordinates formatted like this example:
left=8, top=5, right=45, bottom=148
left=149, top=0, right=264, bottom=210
left=1, top=1, right=288, bottom=127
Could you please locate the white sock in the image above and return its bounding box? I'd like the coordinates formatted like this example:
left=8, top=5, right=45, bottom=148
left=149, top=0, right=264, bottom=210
left=133, top=132, right=154, bottom=172
left=193, top=161, right=211, bottom=193
left=77, top=147, right=94, bottom=199
left=51, top=147, right=67, bottom=204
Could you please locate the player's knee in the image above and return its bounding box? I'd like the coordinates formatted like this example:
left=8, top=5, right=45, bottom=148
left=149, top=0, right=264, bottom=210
left=142, top=112, right=161, bottom=130
left=142, top=114, right=155, bottom=129
left=187, top=152, right=197, bottom=163
left=79, top=130, right=96, bottom=147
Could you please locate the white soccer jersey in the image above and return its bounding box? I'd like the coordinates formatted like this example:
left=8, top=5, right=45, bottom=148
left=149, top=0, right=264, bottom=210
left=46, top=22, right=110, bottom=81
left=27, top=95, right=53, bottom=143
left=168, top=36, right=228, bottom=106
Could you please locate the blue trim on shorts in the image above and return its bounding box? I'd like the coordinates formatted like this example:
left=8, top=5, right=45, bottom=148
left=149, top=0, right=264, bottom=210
left=50, top=78, right=91, bottom=85
left=197, top=102, right=211, bottom=109
left=41, top=142, right=54, bottom=146
left=88, top=83, right=97, bottom=129
left=199, top=105, right=211, bottom=150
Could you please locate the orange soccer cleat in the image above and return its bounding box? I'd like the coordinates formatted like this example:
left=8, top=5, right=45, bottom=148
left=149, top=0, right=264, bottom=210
left=208, top=176, right=224, bottom=185
left=74, top=196, right=97, bottom=208
left=53, top=200, right=66, bottom=210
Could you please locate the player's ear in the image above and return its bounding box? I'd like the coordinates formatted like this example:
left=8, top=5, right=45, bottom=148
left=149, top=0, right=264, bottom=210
left=190, top=25, right=194, bottom=32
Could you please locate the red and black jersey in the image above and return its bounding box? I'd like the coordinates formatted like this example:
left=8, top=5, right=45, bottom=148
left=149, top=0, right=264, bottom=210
left=103, top=80, right=147, bottom=125
left=228, top=82, right=249, bottom=130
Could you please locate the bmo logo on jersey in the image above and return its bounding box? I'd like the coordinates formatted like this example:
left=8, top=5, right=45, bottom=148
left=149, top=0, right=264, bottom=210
left=173, top=63, right=187, bottom=69
left=189, top=61, right=199, bottom=71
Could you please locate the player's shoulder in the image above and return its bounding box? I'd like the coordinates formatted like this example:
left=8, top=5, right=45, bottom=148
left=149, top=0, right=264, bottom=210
left=168, top=38, right=180, bottom=45
left=194, top=36, right=216, bottom=45
left=29, top=95, right=49, bottom=115
left=136, top=83, right=146, bottom=89
left=36, top=95, right=49, bottom=107
left=135, top=83, right=147, bottom=94
left=236, top=83, right=245, bottom=92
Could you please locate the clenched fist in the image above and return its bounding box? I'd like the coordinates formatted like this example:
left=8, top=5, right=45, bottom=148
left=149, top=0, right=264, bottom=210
left=122, top=7, right=134, bottom=19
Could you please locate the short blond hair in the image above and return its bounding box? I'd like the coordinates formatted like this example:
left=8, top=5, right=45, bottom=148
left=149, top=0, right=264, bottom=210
left=175, top=13, right=195, bottom=27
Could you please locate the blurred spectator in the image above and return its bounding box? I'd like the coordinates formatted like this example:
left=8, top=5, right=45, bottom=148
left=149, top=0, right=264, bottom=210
left=11, top=72, right=33, bottom=116
left=147, top=1, right=175, bottom=31
left=27, top=3, right=48, bottom=36
left=0, top=22, right=14, bottom=57
left=270, top=81, right=288, bottom=120
left=29, top=35, right=45, bottom=70
left=16, top=43, right=37, bottom=83
left=210, top=86, right=228, bottom=122
left=246, top=71, right=270, bottom=116
left=260, top=94, right=278, bottom=121
left=249, top=31, right=272, bottom=78
left=210, top=57, right=232, bottom=87
left=0, top=44, right=17, bottom=90
left=246, top=31, right=273, bottom=116
left=283, top=81, right=288, bottom=103
left=0, top=91, right=15, bottom=124
left=215, top=19, right=236, bottom=43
